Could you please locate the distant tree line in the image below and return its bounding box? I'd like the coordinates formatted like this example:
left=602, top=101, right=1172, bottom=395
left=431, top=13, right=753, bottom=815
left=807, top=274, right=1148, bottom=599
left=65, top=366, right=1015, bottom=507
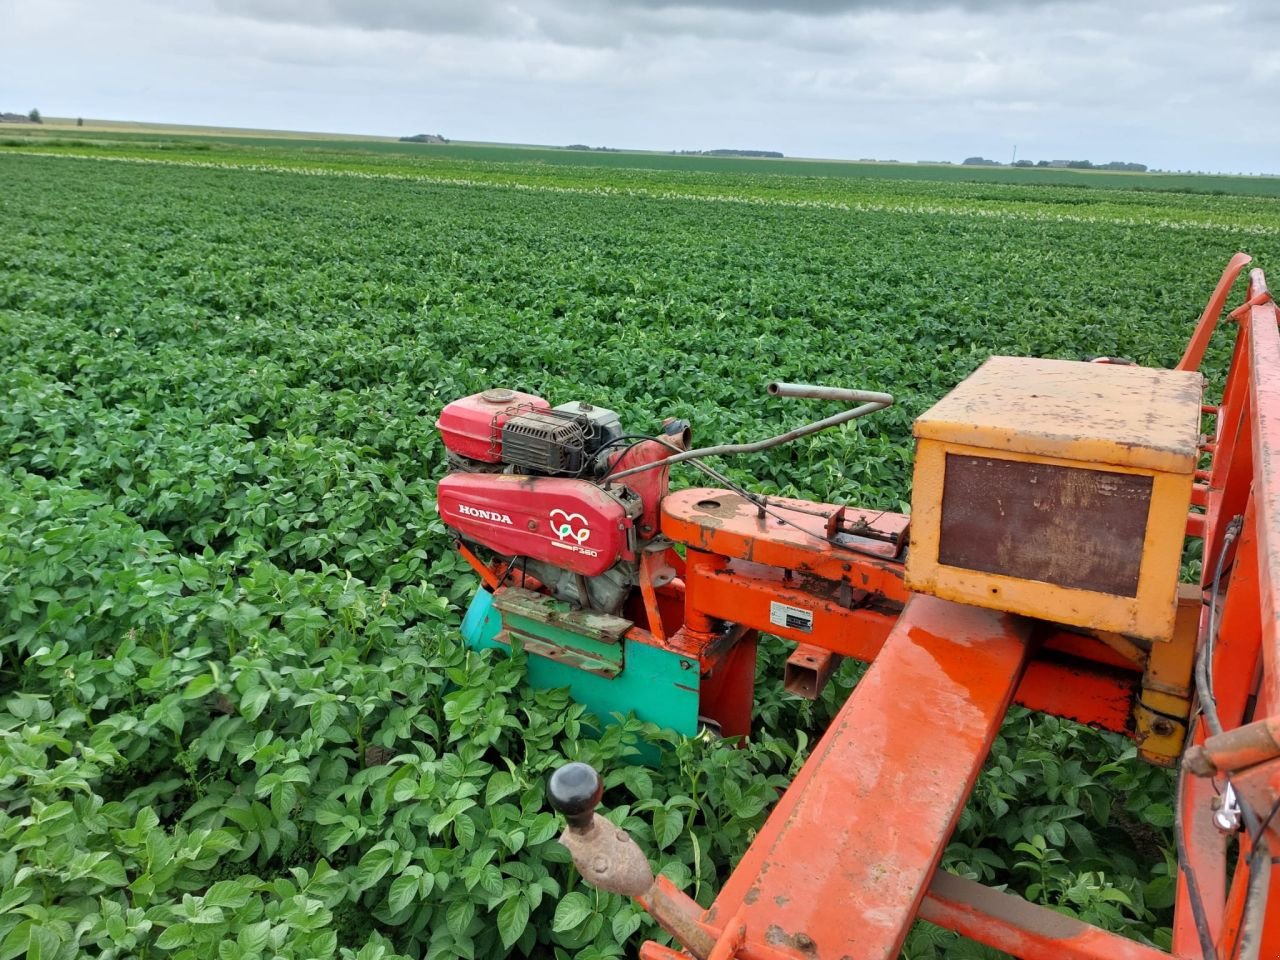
left=964, top=155, right=1147, bottom=172
left=0, top=108, right=42, bottom=124
left=674, top=149, right=784, bottom=158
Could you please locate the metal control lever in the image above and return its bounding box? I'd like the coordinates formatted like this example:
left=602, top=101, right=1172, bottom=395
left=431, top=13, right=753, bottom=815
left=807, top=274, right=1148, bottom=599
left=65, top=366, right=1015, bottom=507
left=548, top=762, right=719, bottom=958
left=548, top=762, right=654, bottom=897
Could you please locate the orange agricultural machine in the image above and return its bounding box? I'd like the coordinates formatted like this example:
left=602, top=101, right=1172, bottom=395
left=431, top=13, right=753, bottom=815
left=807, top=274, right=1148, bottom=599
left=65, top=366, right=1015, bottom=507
left=436, top=253, right=1279, bottom=959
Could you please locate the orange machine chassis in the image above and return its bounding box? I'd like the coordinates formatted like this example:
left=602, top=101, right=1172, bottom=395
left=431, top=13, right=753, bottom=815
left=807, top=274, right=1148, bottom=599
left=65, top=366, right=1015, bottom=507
left=636, top=257, right=1278, bottom=960
left=468, top=256, right=1280, bottom=957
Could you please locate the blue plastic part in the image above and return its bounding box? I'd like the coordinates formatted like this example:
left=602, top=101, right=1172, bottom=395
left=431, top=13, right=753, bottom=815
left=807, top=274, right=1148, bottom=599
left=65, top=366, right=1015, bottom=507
left=461, top=586, right=505, bottom=650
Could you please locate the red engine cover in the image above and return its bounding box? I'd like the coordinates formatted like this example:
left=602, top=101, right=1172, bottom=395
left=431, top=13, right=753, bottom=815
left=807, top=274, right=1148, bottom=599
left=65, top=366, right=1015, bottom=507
left=437, top=473, right=634, bottom=576
left=436, top=389, right=550, bottom=464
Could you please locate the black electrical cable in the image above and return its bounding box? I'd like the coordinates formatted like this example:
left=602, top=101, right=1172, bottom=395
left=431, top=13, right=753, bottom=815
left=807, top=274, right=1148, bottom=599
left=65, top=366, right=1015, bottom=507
left=1236, top=816, right=1273, bottom=960
left=593, top=435, right=674, bottom=483
left=1231, top=796, right=1279, bottom=960
left=1175, top=777, right=1220, bottom=960
left=1256, top=797, right=1280, bottom=840
left=494, top=554, right=520, bottom=590
left=1198, top=516, right=1243, bottom=738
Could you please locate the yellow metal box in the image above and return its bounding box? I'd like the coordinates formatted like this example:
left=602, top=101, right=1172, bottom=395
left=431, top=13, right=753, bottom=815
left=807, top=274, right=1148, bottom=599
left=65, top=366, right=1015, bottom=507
left=905, top=357, right=1203, bottom=642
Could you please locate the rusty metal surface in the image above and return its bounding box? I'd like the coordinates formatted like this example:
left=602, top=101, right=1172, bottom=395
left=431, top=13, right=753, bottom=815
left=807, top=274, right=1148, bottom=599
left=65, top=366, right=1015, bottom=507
left=1246, top=267, right=1280, bottom=714
left=920, top=871, right=1184, bottom=960
left=782, top=644, right=841, bottom=699
left=1227, top=758, right=1280, bottom=847
left=699, top=595, right=1032, bottom=960
left=637, top=876, right=718, bottom=960
left=913, top=355, right=1203, bottom=474
left=662, top=488, right=910, bottom=594
left=497, top=630, right=623, bottom=678
left=494, top=585, right=632, bottom=643
left=939, top=454, right=1152, bottom=597
left=1174, top=264, right=1280, bottom=957
left=678, top=552, right=1143, bottom=735
left=559, top=813, right=654, bottom=897
left=1186, top=717, right=1280, bottom=775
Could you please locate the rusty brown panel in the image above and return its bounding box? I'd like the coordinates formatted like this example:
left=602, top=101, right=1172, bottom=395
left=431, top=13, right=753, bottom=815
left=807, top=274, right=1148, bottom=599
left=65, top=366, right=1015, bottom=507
left=939, top=455, right=1152, bottom=597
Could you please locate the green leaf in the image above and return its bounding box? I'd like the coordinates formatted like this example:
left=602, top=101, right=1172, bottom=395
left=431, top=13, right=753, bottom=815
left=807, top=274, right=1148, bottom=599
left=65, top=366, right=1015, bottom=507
left=184, top=674, right=218, bottom=700
left=611, top=907, right=643, bottom=943
left=0, top=888, right=32, bottom=916
left=1144, top=875, right=1177, bottom=910
left=238, top=920, right=271, bottom=954
left=357, top=846, right=395, bottom=889
left=155, top=923, right=193, bottom=949
left=240, top=687, right=270, bottom=722
left=89, top=858, right=129, bottom=887
left=387, top=873, right=420, bottom=916
left=310, top=700, right=338, bottom=735
left=0, top=923, right=59, bottom=960
left=652, top=807, right=683, bottom=850
left=204, top=879, right=253, bottom=909
left=497, top=895, right=529, bottom=949
left=553, top=891, right=593, bottom=933
left=485, top=771, right=517, bottom=806
left=446, top=897, right=476, bottom=938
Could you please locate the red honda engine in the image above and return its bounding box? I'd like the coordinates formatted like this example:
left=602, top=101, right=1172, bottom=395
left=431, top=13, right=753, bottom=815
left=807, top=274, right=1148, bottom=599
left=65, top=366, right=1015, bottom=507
left=436, top=388, right=687, bottom=612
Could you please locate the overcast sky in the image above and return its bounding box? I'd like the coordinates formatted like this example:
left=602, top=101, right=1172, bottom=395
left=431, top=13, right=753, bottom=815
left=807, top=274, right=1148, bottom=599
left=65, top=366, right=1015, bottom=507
left=3, top=0, right=1279, bottom=173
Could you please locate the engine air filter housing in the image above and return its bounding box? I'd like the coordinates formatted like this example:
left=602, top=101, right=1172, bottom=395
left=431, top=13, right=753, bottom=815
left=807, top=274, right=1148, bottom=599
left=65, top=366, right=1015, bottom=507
left=905, top=357, right=1203, bottom=642
left=502, top=410, right=590, bottom=474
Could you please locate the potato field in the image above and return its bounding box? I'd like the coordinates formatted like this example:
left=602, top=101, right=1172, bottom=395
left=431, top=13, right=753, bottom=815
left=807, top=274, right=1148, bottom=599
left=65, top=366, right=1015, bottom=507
left=2, top=142, right=1279, bottom=960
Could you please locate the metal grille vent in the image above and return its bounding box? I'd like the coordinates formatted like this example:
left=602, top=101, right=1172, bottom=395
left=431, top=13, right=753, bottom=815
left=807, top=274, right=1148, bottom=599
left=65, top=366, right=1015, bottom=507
left=501, top=410, right=592, bottom=474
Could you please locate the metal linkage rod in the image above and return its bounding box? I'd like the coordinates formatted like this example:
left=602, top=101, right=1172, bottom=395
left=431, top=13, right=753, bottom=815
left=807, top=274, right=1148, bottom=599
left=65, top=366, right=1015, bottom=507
left=604, top=381, right=893, bottom=483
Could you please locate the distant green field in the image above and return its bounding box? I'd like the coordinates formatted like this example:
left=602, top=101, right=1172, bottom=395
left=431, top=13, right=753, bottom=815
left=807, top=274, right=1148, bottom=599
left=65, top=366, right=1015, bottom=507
left=4, top=124, right=1279, bottom=197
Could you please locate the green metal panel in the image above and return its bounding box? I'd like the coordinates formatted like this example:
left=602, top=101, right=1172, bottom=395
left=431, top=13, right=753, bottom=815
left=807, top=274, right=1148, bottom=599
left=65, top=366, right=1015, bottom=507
left=503, top=612, right=624, bottom=676
left=460, top=587, right=699, bottom=737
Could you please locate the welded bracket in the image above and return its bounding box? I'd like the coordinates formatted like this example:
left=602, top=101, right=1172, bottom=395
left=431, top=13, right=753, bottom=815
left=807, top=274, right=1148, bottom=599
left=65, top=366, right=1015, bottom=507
left=783, top=643, right=842, bottom=699
left=1134, top=584, right=1200, bottom=766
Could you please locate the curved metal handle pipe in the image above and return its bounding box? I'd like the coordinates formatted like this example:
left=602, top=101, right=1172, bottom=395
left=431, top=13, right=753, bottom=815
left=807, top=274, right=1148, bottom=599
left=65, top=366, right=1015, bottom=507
left=605, top=381, right=893, bottom=483
left=766, top=381, right=894, bottom=406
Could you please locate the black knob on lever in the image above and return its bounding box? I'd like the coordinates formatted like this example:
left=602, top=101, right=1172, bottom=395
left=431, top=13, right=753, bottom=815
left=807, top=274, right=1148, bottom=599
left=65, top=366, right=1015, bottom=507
left=547, top=763, right=715, bottom=958
left=548, top=762, right=603, bottom=831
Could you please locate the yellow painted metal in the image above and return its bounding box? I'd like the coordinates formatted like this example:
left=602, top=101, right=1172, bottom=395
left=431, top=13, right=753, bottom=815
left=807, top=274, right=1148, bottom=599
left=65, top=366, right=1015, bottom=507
left=1146, top=584, right=1201, bottom=697
left=906, top=357, right=1202, bottom=643
left=1134, top=698, right=1189, bottom=768
left=1092, top=630, right=1149, bottom=668
left=1134, top=586, right=1200, bottom=766
left=912, top=357, right=1203, bottom=473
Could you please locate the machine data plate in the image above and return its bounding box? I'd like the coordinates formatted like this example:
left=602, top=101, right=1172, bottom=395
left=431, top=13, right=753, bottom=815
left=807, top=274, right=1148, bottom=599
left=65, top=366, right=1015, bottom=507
left=769, top=600, right=814, bottom=633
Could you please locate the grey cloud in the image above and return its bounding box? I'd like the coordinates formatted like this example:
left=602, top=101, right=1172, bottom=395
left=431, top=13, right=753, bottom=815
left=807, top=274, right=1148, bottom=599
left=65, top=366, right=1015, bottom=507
left=213, top=0, right=1087, bottom=46
left=7, top=0, right=1277, bottom=173
left=214, top=0, right=528, bottom=38
left=610, top=0, right=1077, bottom=12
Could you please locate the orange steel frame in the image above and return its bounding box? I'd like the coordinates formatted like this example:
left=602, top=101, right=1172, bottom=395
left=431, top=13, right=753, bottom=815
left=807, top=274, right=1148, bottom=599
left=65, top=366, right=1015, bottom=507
left=612, top=256, right=1280, bottom=960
